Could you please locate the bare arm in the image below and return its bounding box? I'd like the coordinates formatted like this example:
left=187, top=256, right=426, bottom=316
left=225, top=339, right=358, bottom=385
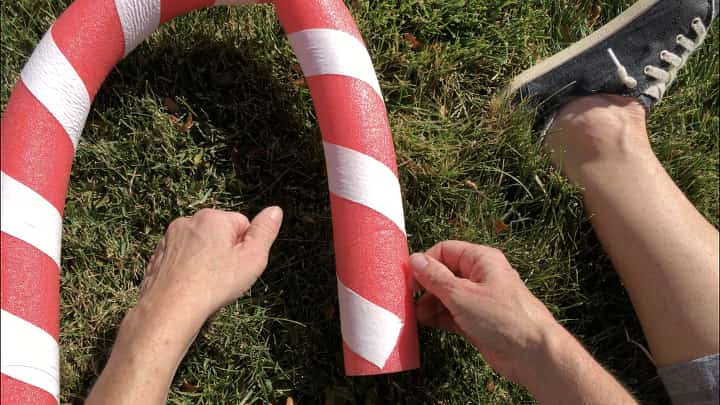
left=410, top=241, right=636, bottom=404
left=86, top=207, right=283, bottom=405
left=84, top=302, right=204, bottom=404
left=522, top=324, right=636, bottom=404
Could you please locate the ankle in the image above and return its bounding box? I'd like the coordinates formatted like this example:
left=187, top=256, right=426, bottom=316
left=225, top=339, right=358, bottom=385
left=544, top=95, right=654, bottom=184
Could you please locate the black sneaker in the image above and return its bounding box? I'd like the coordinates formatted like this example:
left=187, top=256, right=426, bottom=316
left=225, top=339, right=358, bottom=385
left=507, top=0, right=718, bottom=119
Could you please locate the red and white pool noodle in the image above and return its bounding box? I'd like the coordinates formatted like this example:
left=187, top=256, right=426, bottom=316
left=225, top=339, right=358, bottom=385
left=0, top=0, right=419, bottom=401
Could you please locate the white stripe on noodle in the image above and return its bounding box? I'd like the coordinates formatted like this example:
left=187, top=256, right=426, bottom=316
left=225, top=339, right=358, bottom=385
left=114, top=0, right=161, bottom=56
left=20, top=31, right=90, bottom=150
left=323, top=141, right=406, bottom=234
left=0, top=310, right=59, bottom=402
left=0, top=172, right=63, bottom=266
left=288, top=28, right=383, bottom=99
left=337, top=278, right=403, bottom=369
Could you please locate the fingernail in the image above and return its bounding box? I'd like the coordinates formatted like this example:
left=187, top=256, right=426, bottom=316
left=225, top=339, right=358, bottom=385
left=268, top=206, right=283, bottom=221
left=409, top=253, right=429, bottom=271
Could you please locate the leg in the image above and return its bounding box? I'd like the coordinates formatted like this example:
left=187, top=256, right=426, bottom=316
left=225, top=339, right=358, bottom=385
left=546, top=94, right=719, bottom=367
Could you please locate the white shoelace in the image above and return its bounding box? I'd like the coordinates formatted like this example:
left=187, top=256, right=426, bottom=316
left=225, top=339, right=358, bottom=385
left=607, top=17, right=709, bottom=99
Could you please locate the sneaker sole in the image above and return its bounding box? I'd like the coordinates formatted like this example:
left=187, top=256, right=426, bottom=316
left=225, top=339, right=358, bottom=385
left=506, top=0, right=659, bottom=96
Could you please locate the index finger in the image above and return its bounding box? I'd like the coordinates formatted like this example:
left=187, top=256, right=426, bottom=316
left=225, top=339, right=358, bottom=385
left=193, top=209, right=251, bottom=244
left=425, top=241, right=510, bottom=281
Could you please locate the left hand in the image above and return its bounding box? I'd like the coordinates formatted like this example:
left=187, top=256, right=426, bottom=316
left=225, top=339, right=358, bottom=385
left=138, top=207, right=283, bottom=324
left=86, top=207, right=283, bottom=405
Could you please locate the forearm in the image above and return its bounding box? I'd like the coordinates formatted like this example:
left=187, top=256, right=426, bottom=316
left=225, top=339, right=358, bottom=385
left=85, top=303, right=204, bottom=405
left=522, top=324, right=637, bottom=405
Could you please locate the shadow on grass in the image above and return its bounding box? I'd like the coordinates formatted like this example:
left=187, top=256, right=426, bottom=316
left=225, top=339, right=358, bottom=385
left=66, top=32, right=470, bottom=404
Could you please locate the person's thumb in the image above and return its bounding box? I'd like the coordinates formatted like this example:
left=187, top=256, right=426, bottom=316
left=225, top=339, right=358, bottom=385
left=409, top=253, right=458, bottom=304
left=243, top=206, right=283, bottom=253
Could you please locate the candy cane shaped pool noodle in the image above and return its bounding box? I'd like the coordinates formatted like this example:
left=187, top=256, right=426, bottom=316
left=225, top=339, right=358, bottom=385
left=0, top=1, right=418, bottom=401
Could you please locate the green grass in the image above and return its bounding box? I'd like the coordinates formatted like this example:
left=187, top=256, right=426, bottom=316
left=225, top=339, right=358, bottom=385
left=2, top=0, right=718, bottom=403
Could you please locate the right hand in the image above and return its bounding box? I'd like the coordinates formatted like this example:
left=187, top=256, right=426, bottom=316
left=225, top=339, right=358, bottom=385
left=410, top=241, right=562, bottom=384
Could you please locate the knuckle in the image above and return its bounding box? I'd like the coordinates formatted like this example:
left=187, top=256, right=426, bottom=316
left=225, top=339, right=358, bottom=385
left=446, top=280, right=472, bottom=305
left=425, top=268, right=442, bottom=285
left=484, top=247, right=507, bottom=263
left=195, top=208, right=216, bottom=219
left=168, top=217, right=189, bottom=232
left=237, top=214, right=250, bottom=226
left=432, top=240, right=450, bottom=251
left=427, top=265, right=452, bottom=287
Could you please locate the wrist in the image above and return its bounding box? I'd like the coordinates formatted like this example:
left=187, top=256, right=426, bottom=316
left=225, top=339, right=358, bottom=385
left=519, top=322, right=595, bottom=403
left=514, top=322, right=581, bottom=399
left=116, top=300, right=205, bottom=358
left=87, top=299, right=205, bottom=404
left=519, top=323, right=636, bottom=405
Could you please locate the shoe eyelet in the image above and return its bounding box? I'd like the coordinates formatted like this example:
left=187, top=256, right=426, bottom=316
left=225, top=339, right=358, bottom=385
left=644, top=66, right=652, bottom=74
left=660, top=50, right=668, bottom=60
left=692, top=17, right=702, bottom=26
left=676, top=34, right=683, bottom=43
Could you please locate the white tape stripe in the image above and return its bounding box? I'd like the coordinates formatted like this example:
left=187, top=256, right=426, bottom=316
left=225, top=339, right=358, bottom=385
left=337, top=279, right=403, bottom=369
left=1, top=310, right=60, bottom=402
left=288, top=29, right=383, bottom=99
left=114, top=0, right=161, bottom=56
left=323, top=142, right=406, bottom=234
left=0, top=172, right=63, bottom=266
left=20, top=31, right=90, bottom=150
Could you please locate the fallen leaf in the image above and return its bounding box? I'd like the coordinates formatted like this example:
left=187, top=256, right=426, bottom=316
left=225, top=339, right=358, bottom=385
left=587, top=3, right=602, bottom=27
left=494, top=220, right=509, bottom=233
left=286, top=397, right=295, bottom=405
left=180, top=114, right=193, bottom=132
left=350, top=0, right=361, bottom=9
left=465, top=180, right=479, bottom=191
left=402, top=33, right=422, bottom=50
left=301, top=215, right=316, bottom=224
left=486, top=381, right=496, bottom=393
left=163, top=97, right=180, bottom=114
left=439, top=105, right=447, bottom=119
left=180, top=380, right=199, bottom=392
left=292, top=78, right=306, bottom=88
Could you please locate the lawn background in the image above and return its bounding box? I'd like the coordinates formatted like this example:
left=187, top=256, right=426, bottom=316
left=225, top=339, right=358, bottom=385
left=1, top=0, right=718, bottom=403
